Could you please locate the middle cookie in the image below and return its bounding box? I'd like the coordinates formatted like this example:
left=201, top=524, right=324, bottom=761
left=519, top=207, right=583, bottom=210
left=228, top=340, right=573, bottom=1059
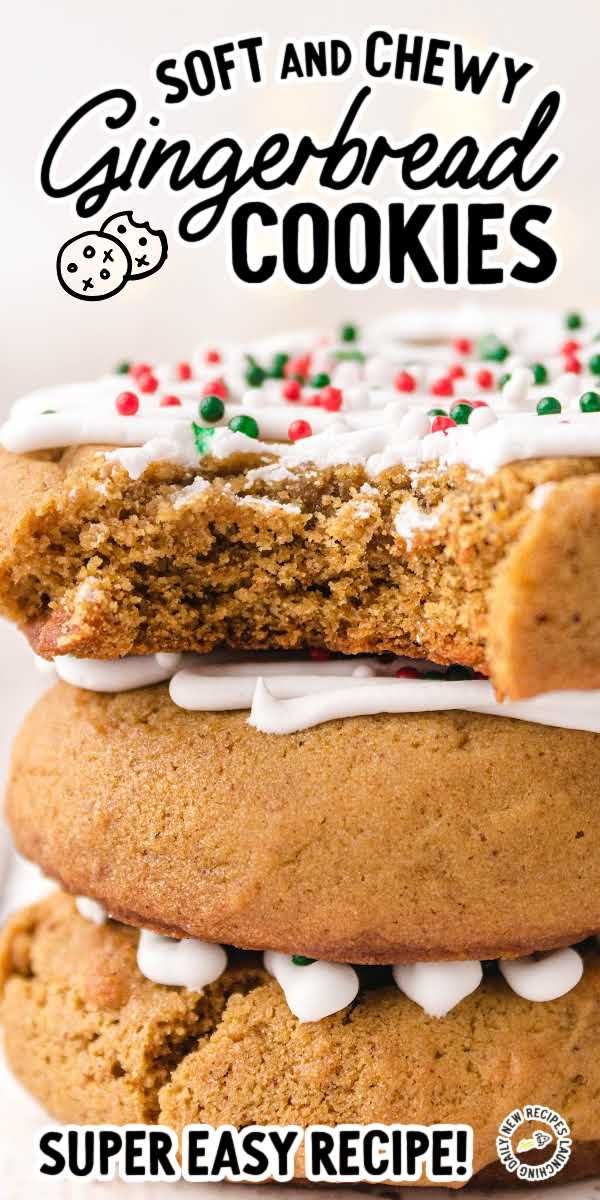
left=7, top=680, right=600, bottom=964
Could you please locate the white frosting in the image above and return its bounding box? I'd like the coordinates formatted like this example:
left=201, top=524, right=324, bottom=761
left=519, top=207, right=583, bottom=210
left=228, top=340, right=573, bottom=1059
left=394, top=499, right=444, bottom=547
left=173, top=477, right=210, bottom=508
left=248, top=676, right=600, bottom=736
left=529, top=481, right=556, bottom=510
left=392, top=960, right=483, bottom=1018
left=54, top=652, right=179, bottom=692
left=4, top=311, right=600, bottom=480
left=73, top=889, right=589, bottom=1021
left=47, top=650, right=600, bottom=736
left=264, top=950, right=359, bottom=1022
left=236, top=494, right=301, bottom=514
left=75, top=896, right=107, bottom=926
left=137, top=929, right=227, bottom=990
left=498, top=948, right=584, bottom=1002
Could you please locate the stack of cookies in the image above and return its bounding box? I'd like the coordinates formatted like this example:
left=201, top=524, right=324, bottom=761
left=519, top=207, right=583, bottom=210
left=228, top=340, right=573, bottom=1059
left=1, top=307, right=600, bottom=1186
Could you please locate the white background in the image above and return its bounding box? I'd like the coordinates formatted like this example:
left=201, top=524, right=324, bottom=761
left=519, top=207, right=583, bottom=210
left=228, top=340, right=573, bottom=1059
left=1, top=0, right=599, bottom=1195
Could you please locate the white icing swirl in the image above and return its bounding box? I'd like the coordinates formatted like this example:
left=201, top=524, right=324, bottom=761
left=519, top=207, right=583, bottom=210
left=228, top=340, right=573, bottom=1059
left=75, top=896, right=107, bottom=926
left=264, top=950, right=359, bottom=1022
left=249, top=675, right=600, bottom=735
left=54, top=653, right=181, bottom=692
left=498, top=948, right=584, bottom=1002
left=392, top=960, right=483, bottom=1018
left=47, top=651, right=600, bottom=736
left=136, top=929, right=227, bottom=990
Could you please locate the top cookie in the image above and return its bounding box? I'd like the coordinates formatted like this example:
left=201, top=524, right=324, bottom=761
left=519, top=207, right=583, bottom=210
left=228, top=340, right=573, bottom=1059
left=2, top=310, right=600, bottom=698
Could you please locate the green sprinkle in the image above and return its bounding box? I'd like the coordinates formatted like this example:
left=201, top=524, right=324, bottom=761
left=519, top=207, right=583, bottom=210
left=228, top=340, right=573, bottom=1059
left=478, top=335, right=509, bottom=363
left=245, top=363, right=266, bottom=387
left=228, top=414, right=259, bottom=438
left=530, top=362, right=548, bottom=385
left=589, top=354, right=600, bottom=375
left=536, top=396, right=562, bottom=416
left=311, top=372, right=330, bottom=389
left=423, top=670, right=443, bottom=679
left=340, top=323, right=358, bottom=343
left=269, top=353, right=289, bottom=380
left=446, top=664, right=472, bottom=680
left=335, top=349, right=366, bottom=363
left=498, top=372, right=511, bottom=389
left=579, top=391, right=600, bottom=413
left=115, top=361, right=130, bottom=375
left=427, top=407, right=447, bottom=417
left=41, top=409, right=55, bottom=414
left=450, top=402, right=472, bottom=425
left=291, top=955, right=316, bottom=967
left=192, top=423, right=216, bottom=455
left=565, top=311, right=583, bottom=330
left=200, top=395, right=225, bottom=423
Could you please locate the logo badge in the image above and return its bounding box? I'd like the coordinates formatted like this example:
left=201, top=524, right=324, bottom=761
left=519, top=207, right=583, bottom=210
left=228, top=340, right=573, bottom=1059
left=497, top=1106, right=572, bottom=1182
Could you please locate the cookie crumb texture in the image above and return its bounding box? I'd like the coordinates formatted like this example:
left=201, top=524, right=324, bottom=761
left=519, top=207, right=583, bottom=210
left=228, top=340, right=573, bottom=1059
left=1, top=895, right=600, bottom=1186
left=8, top=682, right=600, bottom=962
left=2, top=447, right=600, bottom=697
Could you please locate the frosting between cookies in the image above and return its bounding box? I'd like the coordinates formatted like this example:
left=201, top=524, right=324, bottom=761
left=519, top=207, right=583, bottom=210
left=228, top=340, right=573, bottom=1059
left=46, top=652, right=600, bottom=736
left=74, top=897, right=589, bottom=1021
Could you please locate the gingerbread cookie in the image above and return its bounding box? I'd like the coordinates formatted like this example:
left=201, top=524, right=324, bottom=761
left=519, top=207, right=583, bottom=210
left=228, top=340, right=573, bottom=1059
left=8, top=680, right=600, bottom=963
left=2, top=311, right=600, bottom=694
left=2, top=895, right=600, bottom=1186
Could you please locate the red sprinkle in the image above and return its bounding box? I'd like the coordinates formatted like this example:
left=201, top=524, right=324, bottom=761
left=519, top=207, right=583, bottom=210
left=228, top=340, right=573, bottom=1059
left=204, top=349, right=221, bottom=365
left=431, top=415, right=457, bottom=434
left=471, top=399, right=489, bottom=409
left=202, top=377, right=228, bottom=400
left=321, top=386, right=343, bottom=412
left=282, top=379, right=302, bottom=402
left=138, top=373, right=159, bottom=394
left=561, top=339, right=580, bottom=355
left=309, top=648, right=331, bottom=661
left=564, top=357, right=582, bottom=374
left=431, top=377, right=454, bottom=397
left=115, top=391, right=139, bottom=415
left=453, top=337, right=472, bottom=355
left=394, top=370, right=416, bottom=393
left=395, top=667, right=420, bottom=679
left=160, top=394, right=182, bottom=407
left=288, top=420, right=313, bottom=441
left=176, top=361, right=192, bottom=381
left=284, top=354, right=311, bottom=381
left=447, top=364, right=466, bottom=379
left=475, top=368, right=494, bottom=389
left=130, top=362, right=151, bottom=379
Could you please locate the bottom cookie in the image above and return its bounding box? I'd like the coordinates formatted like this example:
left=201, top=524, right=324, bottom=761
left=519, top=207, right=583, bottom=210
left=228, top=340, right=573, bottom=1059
left=1, top=894, right=600, bottom=1188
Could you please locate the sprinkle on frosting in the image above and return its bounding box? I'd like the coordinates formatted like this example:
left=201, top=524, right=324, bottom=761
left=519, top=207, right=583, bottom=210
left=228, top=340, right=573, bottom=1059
left=5, top=308, right=600, bottom=480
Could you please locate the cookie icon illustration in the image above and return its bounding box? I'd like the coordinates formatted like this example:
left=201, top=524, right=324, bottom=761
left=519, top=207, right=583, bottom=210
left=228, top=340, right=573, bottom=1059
left=101, top=212, right=168, bottom=279
left=57, top=232, right=131, bottom=301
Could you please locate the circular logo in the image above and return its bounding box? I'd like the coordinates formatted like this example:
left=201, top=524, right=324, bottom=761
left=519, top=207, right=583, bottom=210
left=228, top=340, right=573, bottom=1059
left=496, top=1106, right=572, bottom=1182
